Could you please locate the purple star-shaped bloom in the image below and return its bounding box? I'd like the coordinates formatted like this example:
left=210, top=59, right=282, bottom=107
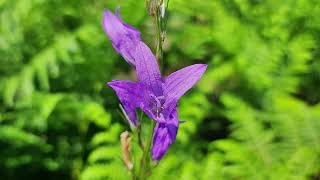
left=103, top=8, right=207, bottom=160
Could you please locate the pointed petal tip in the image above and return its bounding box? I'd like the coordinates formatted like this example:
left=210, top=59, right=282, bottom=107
left=103, top=9, right=113, bottom=18
left=106, top=80, right=121, bottom=88
left=197, top=63, right=208, bottom=69
left=201, top=64, right=208, bottom=72
left=187, top=63, right=208, bottom=72
left=106, top=82, right=114, bottom=89
left=106, top=81, right=113, bottom=86
left=102, top=8, right=122, bottom=29
left=102, top=9, right=114, bottom=28
left=194, top=63, right=208, bottom=75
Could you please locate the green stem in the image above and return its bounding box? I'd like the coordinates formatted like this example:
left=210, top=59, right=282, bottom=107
left=155, top=4, right=164, bottom=72
left=139, top=121, right=156, bottom=179
left=138, top=112, right=145, bottom=150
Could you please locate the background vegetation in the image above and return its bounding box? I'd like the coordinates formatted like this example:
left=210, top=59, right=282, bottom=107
left=0, top=0, right=319, bottom=179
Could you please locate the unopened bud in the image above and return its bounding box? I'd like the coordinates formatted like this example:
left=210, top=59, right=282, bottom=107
left=120, top=131, right=133, bottom=170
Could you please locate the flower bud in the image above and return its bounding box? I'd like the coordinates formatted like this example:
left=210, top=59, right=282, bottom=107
left=120, top=131, right=133, bottom=170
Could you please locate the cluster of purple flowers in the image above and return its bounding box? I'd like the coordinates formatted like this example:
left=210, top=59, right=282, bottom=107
left=103, top=8, right=207, bottom=161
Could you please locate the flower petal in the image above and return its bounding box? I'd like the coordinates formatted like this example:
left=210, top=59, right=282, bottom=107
left=115, top=7, right=140, bottom=37
left=163, top=64, right=207, bottom=105
left=162, top=99, right=178, bottom=118
left=134, top=41, right=163, bottom=96
left=151, top=109, right=179, bottom=161
left=107, top=80, right=146, bottom=127
left=103, top=8, right=141, bottom=65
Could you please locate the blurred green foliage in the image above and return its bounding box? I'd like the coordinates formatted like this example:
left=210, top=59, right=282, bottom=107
left=1, top=0, right=320, bottom=179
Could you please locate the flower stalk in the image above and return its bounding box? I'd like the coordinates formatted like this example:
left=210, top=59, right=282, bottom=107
left=155, top=0, right=165, bottom=70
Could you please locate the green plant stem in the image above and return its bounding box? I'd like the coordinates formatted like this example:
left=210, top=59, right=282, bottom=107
left=156, top=13, right=162, bottom=61
left=155, top=5, right=164, bottom=72
left=138, top=111, right=145, bottom=151
left=139, top=121, right=156, bottom=179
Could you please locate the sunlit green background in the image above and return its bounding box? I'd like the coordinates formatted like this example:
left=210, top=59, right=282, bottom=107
left=1, top=0, right=320, bottom=179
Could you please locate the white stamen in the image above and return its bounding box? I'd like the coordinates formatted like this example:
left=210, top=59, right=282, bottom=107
left=150, top=94, right=165, bottom=117
left=157, top=113, right=166, bottom=123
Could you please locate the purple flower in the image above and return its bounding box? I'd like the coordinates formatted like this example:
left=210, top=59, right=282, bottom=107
left=103, top=9, right=207, bottom=160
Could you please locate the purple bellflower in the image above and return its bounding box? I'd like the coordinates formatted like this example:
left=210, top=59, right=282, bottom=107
left=103, top=8, right=207, bottom=160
